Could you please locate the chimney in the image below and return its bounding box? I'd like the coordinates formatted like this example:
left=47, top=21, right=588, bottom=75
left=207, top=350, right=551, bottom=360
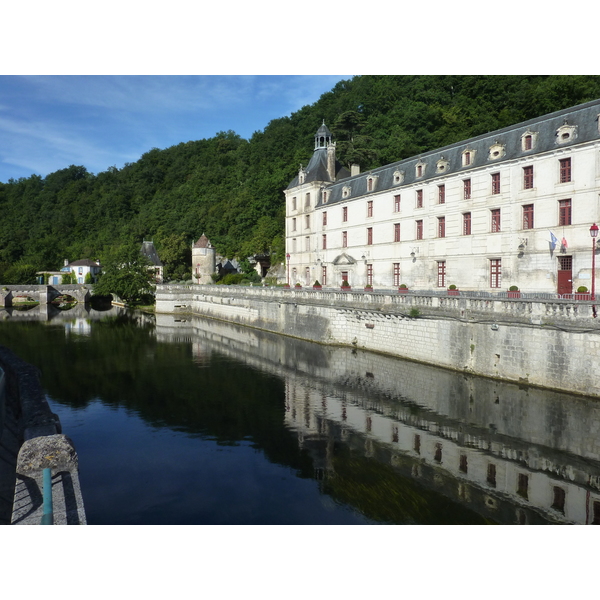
left=326, top=142, right=336, bottom=181
left=351, top=164, right=360, bottom=177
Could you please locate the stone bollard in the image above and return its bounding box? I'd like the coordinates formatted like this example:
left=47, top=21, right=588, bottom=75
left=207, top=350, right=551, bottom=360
left=12, top=434, right=86, bottom=525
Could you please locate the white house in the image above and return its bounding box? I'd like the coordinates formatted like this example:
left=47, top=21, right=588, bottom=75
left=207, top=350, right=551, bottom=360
left=285, top=100, right=600, bottom=295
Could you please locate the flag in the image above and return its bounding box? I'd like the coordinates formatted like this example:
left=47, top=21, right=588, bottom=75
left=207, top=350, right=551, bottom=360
left=550, top=231, right=558, bottom=251
left=561, top=237, right=568, bottom=249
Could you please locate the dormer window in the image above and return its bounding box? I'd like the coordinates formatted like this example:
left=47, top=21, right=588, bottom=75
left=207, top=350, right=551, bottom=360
left=462, top=148, right=475, bottom=167
left=488, top=142, right=505, bottom=160
left=521, top=130, right=538, bottom=151
left=322, top=190, right=328, bottom=204
left=342, top=185, right=351, bottom=199
left=365, top=174, right=378, bottom=192
left=436, top=158, right=449, bottom=173
left=415, top=161, right=426, bottom=178
left=556, top=123, right=577, bottom=144
left=393, top=170, right=404, bottom=185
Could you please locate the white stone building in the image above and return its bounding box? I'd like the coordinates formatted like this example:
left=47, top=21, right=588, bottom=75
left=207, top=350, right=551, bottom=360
left=285, top=100, right=600, bottom=294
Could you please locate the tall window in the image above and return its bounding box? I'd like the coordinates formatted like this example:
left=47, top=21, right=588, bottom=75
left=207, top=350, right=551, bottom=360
left=367, top=200, right=373, bottom=217
left=417, top=165, right=422, bottom=177
left=416, top=189, right=423, bottom=208
left=437, top=261, right=446, bottom=287
left=305, top=193, right=311, bottom=208
left=394, top=195, right=401, bottom=212
left=292, top=217, right=296, bottom=231
left=322, top=265, right=327, bottom=285
left=322, top=211, right=327, bottom=226
left=342, top=231, right=347, bottom=248
left=463, top=212, right=471, bottom=235
left=438, top=216, right=445, bottom=238
left=523, top=165, right=534, bottom=189
left=523, top=204, right=534, bottom=229
left=552, top=487, right=565, bottom=513
left=394, top=223, right=401, bottom=242
left=490, top=259, right=502, bottom=288
left=517, top=473, right=529, bottom=500
left=366, top=264, right=373, bottom=286
left=341, top=271, right=348, bottom=285
left=393, top=263, right=401, bottom=286
left=342, top=206, right=348, bottom=222
left=292, top=197, right=297, bottom=210
left=559, top=199, right=572, bottom=225
left=416, top=220, right=423, bottom=240
left=322, top=234, right=327, bottom=250
left=367, top=227, right=373, bottom=245
left=524, top=134, right=532, bottom=150
left=305, top=237, right=310, bottom=251
left=322, top=191, right=328, bottom=204
left=367, top=178, right=373, bottom=192
left=305, top=214, right=310, bottom=229
left=491, top=172, right=500, bottom=194
left=559, top=157, right=571, bottom=183
left=438, top=184, right=445, bottom=204
left=491, top=209, right=501, bottom=232
left=464, top=151, right=471, bottom=166
left=487, top=463, right=497, bottom=487
left=463, top=178, right=471, bottom=200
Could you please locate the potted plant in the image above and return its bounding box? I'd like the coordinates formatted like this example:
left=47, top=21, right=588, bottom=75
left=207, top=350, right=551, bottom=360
left=364, top=284, right=373, bottom=291
left=283, top=283, right=291, bottom=289
left=575, top=285, right=592, bottom=300
left=313, top=280, right=322, bottom=290
left=447, top=284, right=459, bottom=296
left=295, top=282, right=302, bottom=289
left=341, top=280, right=351, bottom=291
left=507, top=285, right=521, bottom=298
left=398, top=284, right=409, bottom=294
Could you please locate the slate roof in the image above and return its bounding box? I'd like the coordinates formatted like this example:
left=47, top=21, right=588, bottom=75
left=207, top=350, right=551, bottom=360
left=314, top=97, right=600, bottom=207
left=140, top=241, right=163, bottom=266
left=68, top=259, right=100, bottom=267
left=286, top=147, right=350, bottom=189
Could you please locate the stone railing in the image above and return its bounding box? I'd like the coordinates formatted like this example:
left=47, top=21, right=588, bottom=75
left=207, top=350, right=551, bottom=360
left=156, top=284, right=600, bottom=327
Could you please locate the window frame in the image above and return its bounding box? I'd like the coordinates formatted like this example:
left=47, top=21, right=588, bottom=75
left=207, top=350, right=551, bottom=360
left=523, top=204, right=534, bottom=230
left=463, top=212, right=471, bottom=236
left=438, top=184, right=445, bottom=204
left=523, top=165, right=534, bottom=190
left=437, top=216, right=445, bottom=238
left=416, top=219, right=423, bottom=240
left=367, top=227, right=373, bottom=245
left=463, top=178, right=471, bottom=200
left=394, top=223, right=401, bottom=243
left=559, top=199, right=572, bottom=226
left=491, top=208, right=501, bottom=233
left=490, top=258, right=502, bottom=288
left=559, top=157, right=572, bottom=183
left=491, top=172, right=501, bottom=195
left=437, top=261, right=446, bottom=287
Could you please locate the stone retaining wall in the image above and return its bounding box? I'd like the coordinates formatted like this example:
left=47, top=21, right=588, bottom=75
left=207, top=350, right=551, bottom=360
left=156, top=285, right=600, bottom=397
left=0, top=346, right=86, bottom=525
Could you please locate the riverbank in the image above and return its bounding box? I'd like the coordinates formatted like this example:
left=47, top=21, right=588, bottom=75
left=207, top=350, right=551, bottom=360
left=155, top=285, right=600, bottom=398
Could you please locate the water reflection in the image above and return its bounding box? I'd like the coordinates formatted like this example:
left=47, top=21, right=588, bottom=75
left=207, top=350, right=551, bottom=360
left=2, top=307, right=600, bottom=524
left=156, top=314, right=600, bottom=525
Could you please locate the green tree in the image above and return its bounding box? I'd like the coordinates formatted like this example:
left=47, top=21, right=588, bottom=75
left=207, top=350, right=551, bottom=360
left=94, top=244, right=156, bottom=304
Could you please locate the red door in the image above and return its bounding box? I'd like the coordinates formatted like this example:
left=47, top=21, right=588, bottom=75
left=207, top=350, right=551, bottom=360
left=557, top=256, right=572, bottom=296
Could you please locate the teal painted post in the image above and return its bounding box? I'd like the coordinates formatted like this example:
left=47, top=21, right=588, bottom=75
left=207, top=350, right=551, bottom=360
left=41, top=468, right=54, bottom=525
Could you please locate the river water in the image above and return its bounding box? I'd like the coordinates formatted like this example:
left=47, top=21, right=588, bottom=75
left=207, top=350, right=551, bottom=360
left=1, top=304, right=600, bottom=525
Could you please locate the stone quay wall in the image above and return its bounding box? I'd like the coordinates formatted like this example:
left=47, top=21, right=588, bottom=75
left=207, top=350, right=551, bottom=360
left=0, top=346, right=86, bottom=525
left=155, top=285, right=600, bottom=397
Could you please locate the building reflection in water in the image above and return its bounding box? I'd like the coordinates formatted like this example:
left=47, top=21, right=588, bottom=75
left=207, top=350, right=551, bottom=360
left=156, top=314, right=600, bottom=525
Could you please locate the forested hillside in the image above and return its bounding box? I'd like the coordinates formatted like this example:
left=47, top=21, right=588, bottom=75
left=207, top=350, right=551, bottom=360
left=2, top=75, right=600, bottom=283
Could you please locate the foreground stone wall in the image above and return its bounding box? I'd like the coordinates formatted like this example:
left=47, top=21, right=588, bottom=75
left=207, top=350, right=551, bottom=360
left=155, top=285, right=600, bottom=397
left=0, top=346, right=86, bottom=525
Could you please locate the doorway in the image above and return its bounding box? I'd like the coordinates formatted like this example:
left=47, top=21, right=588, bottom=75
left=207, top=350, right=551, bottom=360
left=557, top=256, right=572, bottom=296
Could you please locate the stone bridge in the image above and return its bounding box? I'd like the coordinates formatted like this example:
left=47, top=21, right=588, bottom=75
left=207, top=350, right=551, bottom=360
left=0, top=285, right=92, bottom=308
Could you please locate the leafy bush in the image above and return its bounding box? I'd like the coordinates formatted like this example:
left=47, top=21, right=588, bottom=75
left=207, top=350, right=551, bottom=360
left=577, top=286, right=589, bottom=293
left=509, top=285, right=519, bottom=291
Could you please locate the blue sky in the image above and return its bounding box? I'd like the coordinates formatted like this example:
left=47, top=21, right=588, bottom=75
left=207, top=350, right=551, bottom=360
left=0, top=75, right=350, bottom=183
